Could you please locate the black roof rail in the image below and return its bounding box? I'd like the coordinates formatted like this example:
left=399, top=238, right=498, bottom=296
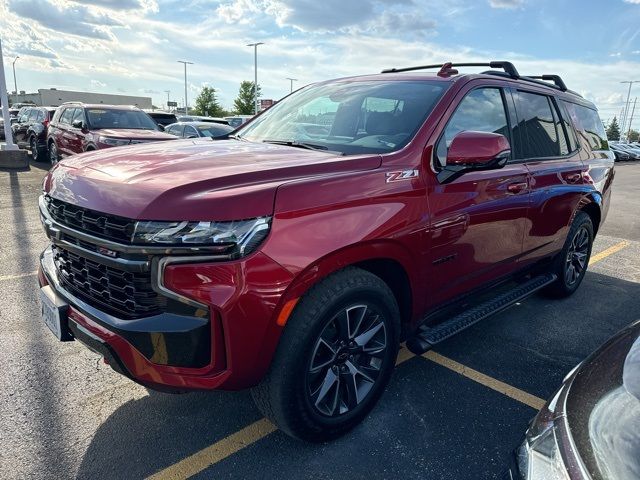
left=526, top=75, right=567, bottom=91
left=381, top=61, right=520, bottom=78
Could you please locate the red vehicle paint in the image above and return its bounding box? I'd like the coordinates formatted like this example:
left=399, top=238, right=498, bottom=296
left=38, top=63, right=614, bottom=439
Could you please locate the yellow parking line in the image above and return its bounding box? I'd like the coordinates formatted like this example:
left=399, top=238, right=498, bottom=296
left=147, top=418, right=277, bottom=480
left=589, top=240, right=630, bottom=265
left=0, top=271, right=37, bottom=282
left=422, top=351, right=545, bottom=410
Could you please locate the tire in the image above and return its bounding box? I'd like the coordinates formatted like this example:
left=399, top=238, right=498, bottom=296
left=48, top=141, right=59, bottom=165
left=251, top=267, right=400, bottom=442
left=544, top=211, right=594, bottom=298
left=30, top=136, right=45, bottom=162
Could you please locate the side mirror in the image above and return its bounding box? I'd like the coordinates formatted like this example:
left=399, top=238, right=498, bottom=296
left=437, top=131, right=511, bottom=184
left=157, top=124, right=165, bottom=131
left=71, top=119, right=84, bottom=129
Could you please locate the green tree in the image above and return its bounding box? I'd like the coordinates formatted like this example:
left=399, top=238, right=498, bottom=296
left=194, top=86, right=224, bottom=117
left=233, top=81, right=261, bottom=115
left=606, top=116, right=621, bottom=141
left=628, top=129, right=639, bottom=142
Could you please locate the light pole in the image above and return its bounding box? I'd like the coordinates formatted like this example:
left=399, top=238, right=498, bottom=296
left=164, top=90, right=170, bottom=110
left=626, top=97, right=637, bottom=141
left=247, top=42, right=264, bottom=115
left=286, top=77, right=297, bottom=93
left=12, top=56, right=19, bottom=95
left=177, top=60, right=193, bottom=114
left=0, top=39, right=17, bottom=149
left=620, top=80, right=640, bottom=138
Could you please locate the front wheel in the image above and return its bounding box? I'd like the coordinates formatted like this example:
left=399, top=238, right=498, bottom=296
left=30, top=136, right=45, bottom=162
left=544, top=211, right=594, bottom=298
left=48, top=142, right=59, bottom=165
left=251, top=267, right=400, bottom=441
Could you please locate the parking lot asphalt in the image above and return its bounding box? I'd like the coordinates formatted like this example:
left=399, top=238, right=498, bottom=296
left=1, top=160, right=639, bottom=480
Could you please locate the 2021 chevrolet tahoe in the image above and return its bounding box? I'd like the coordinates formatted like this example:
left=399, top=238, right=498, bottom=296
left=38, top=62, right=614, bottom=441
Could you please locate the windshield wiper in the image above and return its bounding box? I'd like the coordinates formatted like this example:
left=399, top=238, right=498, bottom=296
left=262, top=139, right=330, bottom=151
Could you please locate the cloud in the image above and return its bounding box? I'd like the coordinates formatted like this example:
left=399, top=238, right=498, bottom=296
left=489, top=0, right=524, bottom=8
left=80, top=0, right=159, bottom=11
left=623, top=0, right=640, bottom=4
left=91, top=79, right=107, bottom=88
left=610, top=52, right=622, bottom=57
left=7, top=0, right=122, bottom=40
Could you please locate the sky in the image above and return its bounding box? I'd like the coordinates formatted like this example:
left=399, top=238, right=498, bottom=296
left=1, top=0, right=640, bottom=126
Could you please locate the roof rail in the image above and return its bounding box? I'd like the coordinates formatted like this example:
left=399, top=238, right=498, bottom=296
left=381, top=61, right=520, bottom=78
left=60, top=101, right=83, bottom=105
left=526, top=75, right=567, bottom=91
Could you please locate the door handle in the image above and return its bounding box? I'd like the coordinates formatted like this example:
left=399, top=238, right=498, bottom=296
left=507, top=182, right=528, bottom=194
left=564, top=173, right=582, bottom=184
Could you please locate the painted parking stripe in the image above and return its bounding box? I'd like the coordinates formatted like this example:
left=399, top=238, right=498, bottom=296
left=0, top=271, right=37, bottom=282
left=422, top=351, right=545, bottom=410
left=147, top=418, right=277, bottom=480
left=589, top=240, right=630, bottom=265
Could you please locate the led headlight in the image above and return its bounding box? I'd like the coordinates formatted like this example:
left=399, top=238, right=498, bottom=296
left=99, top=136, right=131, bottom=146
left=132, top=217, right=271, bottom=256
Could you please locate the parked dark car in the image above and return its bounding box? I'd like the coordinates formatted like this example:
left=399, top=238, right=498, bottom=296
left=165, top=121, right=234, bottom=139
left=46, top=103, right=177, bottom=164
left=144, top=110, right=178, bottom=130
left=506, top=319, right=640, bottom=480
left=612, top=142, right=640, bottom=160
left=11, top=106, right=57, bottom=161
left=38, top=61, right=614, bottom=441
left=610, top=143, right=632, bottom=161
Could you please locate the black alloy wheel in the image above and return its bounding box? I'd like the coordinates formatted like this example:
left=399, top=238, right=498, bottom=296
left=306, top=303, right=387, bottom=417
left=564, top=225, right=590, bottom=286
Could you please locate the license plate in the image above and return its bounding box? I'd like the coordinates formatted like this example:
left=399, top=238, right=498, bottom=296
left=39, top=286, right=69, bottom=341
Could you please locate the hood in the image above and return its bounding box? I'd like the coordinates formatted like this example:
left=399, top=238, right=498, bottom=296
left=95, top=128, right=176, bottom=140
left=45, top=139, right=381, bottom=221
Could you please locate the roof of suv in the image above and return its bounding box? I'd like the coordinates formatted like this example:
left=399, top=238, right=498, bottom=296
left=60, top=103, right=143, bottom=110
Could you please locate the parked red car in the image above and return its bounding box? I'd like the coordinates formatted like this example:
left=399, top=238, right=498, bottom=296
left=46, top=103, right=176, bottom=164
left=38, top=62, right=614, bottom=441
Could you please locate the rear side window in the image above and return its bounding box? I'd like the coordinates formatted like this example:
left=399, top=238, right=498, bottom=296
left=36, top=110, right=45, bottom=122
left=167, top=125, right=183, bottom=136
left=513, top=91, right=570, bottom=158
left=436, top=87, right=509, bottom=166
left=28, top=110, right=39, bottom=121
left=562, top=101, right=608, bottom=151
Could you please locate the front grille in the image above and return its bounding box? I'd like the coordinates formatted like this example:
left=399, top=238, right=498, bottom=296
left=53, top=245, right=164, bottom=319
left=45, top=196, right=135, bottom=243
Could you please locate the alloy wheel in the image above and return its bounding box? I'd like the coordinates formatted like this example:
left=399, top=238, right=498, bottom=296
left=30, top=138, right=38, bottom=161
left=565, top=226, right=590, bottom=286
left=49, top=143, right=58, bottom=165
left=307, top=304, right=387, bottom=417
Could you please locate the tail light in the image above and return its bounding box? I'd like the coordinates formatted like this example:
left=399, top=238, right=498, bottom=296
left=43, top=119, right=50, bottom=128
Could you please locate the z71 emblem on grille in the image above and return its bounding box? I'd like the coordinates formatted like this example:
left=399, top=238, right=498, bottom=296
left=386, top=169, right=419, bottom=183
left=98, top=246, right=118, bottom=258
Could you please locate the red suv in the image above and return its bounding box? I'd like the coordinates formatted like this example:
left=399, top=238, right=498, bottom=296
left=46, top=103, right=176, bottom=164
left=38, top=62, right=614, bottom=441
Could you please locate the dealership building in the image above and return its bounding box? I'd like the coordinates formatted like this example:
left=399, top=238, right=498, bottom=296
left=8, top=88, right=152, bottom=109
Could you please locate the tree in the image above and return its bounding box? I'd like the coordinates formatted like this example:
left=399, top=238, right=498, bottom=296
left=194, top=86, right=224, bottom=117
left=233, top=81, right=261, bottom=115
left=628, top=129, right=639, bottom=142
left=606, top=116, right=621, bottom=141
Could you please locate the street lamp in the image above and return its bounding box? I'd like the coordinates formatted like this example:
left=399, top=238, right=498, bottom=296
left=177, top=60, right=193, bottom=114
left=12, top=56, right=19, bottom=95
left=247, top=42, right=264, bottom=115
left=286, top=77, right=298, bottom=93
left=620, top=80, right=640, bottom=137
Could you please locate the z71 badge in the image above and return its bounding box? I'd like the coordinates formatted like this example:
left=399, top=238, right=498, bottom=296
left=386, top=169, right=419, bottom=183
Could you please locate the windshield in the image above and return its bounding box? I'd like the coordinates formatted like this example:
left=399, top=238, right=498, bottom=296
left=86, top=109, right=158, bottom=130
left=238, top=80, right=447, bottom=155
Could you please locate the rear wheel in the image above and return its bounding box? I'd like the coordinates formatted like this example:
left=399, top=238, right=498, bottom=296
left=544, top=211, right=593, bottom=298
left=251, top=267, right=400, bottom=441
left=48, top=141, right=59, bottom=165
left=30, top=136, right=45, bottom=162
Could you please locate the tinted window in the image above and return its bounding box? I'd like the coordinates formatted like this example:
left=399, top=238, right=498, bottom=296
left=28, top=109, right=39, bottom=121
left=166, top=125, right=183, bottom=136
left=19, top=109, right=31, bottom=122
left=36, top=110, right=45, bottom=122
left=71, top=108, right=84, bottom=125
left=239, top=80, right=447, bottom=156
left=185, top=126, right=198, bottom=137
left=562, top=101, right=608, bottom=151
left=514, top=91, right=568, bottom=158
left=436, top=87, right=508, bottom=166
left=60, top=108, right=75, bottom=125
left=558, top=101, right=578, bottom=153
left=196, top=124, right=234, bottom=138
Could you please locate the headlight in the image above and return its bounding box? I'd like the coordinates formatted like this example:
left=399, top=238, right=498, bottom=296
left=99, top=136, right=131, bottom=146
left=518, top=426, right=569, bottom=480
left=132, top=217, right=271, bottom=256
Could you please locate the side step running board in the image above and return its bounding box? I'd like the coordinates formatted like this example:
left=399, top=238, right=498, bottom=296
left=406, top=273, right=557, bottom=355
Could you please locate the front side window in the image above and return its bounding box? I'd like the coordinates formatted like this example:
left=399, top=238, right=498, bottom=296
left=60, top=108, right=75, bottom=125
left=72, top=108, right=85, bottom=125
left=514, top=91, right=569, bottom=158
left=436, top=87, right=508, bottom=166
left=86, top=109, right=158, bottom=130
left=239, top=80, right=447, bottom=156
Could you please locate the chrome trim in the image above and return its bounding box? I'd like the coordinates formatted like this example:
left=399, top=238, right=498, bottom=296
left=39, top=195, right=233, bottom=256
left=151, top=255, right=227, bottom=310
left=50, top=236, right=150, bottom=272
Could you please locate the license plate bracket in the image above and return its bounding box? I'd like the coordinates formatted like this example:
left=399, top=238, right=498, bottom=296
left=39, top=285, right=73, bottom=342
